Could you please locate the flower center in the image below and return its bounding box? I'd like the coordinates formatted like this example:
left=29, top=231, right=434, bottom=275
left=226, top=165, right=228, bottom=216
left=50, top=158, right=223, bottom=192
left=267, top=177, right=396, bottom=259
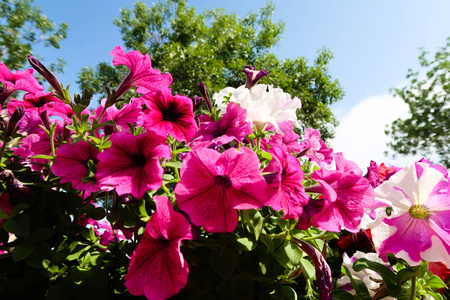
left=131, top=152, right=147, bottom=167
left=214, top=175, right=232, bottom=189
left=409, top=205, right=430, bottom=219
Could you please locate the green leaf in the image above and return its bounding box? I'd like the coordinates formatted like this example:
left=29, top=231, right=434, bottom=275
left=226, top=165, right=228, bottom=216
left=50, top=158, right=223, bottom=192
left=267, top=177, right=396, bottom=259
left=353, top=258, right=398, bottom=288
left=341, top=265, right=371, bottom=300
left=31, top=227, right=55, bottom=242
left=209, top=249, right=237, bottom=279
left=275, top=240, right=302, bottom=269
left=397, top=268, right=417, bottom=284
left=281, top=286, right=297, bottom=300
left=3, top=213, right=30, bottom=237
left=423, top=275, right=446, bottom=289
left=236, top=236, right=256, bottom=251
left=162, top=161, right=182, bottom=168
left=331, top=289, right=355, bottom=300
left=12, top=242, right=34, bottom=261
left=241, top=209, right=264, bottom=240
left=300, top=257, right=315, bottom=279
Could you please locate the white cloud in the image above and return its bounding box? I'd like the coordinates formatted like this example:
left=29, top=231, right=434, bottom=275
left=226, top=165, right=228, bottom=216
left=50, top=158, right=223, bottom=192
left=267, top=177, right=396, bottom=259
left=329, top=94, right=423, bottom=170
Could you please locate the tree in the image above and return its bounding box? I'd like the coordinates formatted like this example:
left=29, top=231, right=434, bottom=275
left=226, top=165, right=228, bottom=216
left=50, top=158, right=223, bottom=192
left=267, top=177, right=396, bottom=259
left=78, top=0, right=344, bottom=140
left=386, top=37, right=450, bottom=167
left=0, top=0, right=68, bottom=71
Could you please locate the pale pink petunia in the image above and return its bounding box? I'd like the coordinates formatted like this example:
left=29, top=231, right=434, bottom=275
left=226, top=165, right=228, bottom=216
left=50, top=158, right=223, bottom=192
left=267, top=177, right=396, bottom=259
left=141, top=88, right=198, bottom=143
left=189, top=102, right=252, bottom=149
left=266, top=121, right=302, bottom=153
left=263, top=146, right=309, bottom=219
left=51, top=141, right=100, bottom=192
left=175, top=147, right=267, bottom=233
left=124, top=196, right=192, bottom=300
left=0, top=62, right=44, bottom=103
left=309, top=153, right=375, bottom=232
left=96, top=131, right=171, bottom=199
left=111, top=45, right=172, bottom=99
left=298, top=128, right=333, bottom=166
left=371, top=162, right=450, bottom=266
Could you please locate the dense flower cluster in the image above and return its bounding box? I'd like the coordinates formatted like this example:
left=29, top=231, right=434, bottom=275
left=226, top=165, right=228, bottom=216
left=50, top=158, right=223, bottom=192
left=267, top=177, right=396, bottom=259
left=0, top=46, right=449, bottom=299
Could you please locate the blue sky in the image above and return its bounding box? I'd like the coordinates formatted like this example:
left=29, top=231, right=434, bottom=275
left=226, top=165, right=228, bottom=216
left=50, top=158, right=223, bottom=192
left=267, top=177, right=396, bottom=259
left=31, top=0, right=450, bottom=168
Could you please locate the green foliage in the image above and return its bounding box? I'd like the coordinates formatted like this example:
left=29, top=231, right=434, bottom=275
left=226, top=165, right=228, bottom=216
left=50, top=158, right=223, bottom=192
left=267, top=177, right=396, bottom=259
left=386, top=37, right=450, bottom=167
left=77, top=0, right=343, bottom=140
left=0, top=0, right=68, bottom=71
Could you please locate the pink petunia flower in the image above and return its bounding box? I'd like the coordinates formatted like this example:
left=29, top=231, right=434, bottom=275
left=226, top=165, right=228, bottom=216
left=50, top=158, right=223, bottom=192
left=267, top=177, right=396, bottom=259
left=298, top=128, right=333, bottom=166
left=124, top=196, right=193, bottom=300
left=266, top=120, right=302, bottom=153
left=51, top=141, right=100, bottom=192
left=94, top=98, right=143, bottom=133
left=7, top=92, right=64, bottom=115
left=308, top=153, right=376, bottom=233
left=0, top=62, right=44, bottom=104
left=111, top=45, right=172, bottom=99
left=189, top=102, right=252, bottom=150
left=263, top=146, right=309, bottom=219
left=371, top=161, right=450, bottom=266
left=0, top=193, right=13, bottom=229
left=175, top=147, right=267, bottom=233
left=140, top=88, right=198, bottom=143
left=96, top=131, right=171, bottom=199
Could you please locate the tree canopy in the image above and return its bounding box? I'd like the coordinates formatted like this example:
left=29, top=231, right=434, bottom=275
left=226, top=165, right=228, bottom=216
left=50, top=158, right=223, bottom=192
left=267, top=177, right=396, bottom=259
left=0, top=0, right=68, bottom=71
left=78, top=0, right=344, bottom=140
left=386, top=37, right=450, bottom=167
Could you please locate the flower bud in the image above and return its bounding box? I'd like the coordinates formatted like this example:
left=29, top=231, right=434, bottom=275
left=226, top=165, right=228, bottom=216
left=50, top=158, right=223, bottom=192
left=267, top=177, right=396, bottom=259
left=27, top=55, right=63, bottom=96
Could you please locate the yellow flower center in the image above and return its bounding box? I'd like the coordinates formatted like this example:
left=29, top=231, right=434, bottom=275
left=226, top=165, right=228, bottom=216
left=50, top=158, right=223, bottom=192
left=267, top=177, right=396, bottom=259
left=409, top=205, right=430, bottom=219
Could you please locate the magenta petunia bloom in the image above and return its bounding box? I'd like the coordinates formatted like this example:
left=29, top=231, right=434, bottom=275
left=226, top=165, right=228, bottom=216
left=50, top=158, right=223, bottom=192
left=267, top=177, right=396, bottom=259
left=51, top=141, right=100, bottom=192
left=111, top=45, right=172, bottom=99
left=96, top=131, right=171, bottom=199
left=0, top=62, right=44, bottom=104
left=175, top=147, right=267, bottom=233
left=263, top=146, right=309, bottom=219
left=309, top=153, right=375, bottom=233
left=189, top=102, right=252, bottom=149
left=94, top=98, right=143, bottom=133
left=371, top=162, right=450, bottom=266
left=124, top=196, right=193, bottom=300
left=141, top=87, right=198, bottom=143
left=298, top=128, right=333, bottom=166
left=7, top=92, right=64, bottom=115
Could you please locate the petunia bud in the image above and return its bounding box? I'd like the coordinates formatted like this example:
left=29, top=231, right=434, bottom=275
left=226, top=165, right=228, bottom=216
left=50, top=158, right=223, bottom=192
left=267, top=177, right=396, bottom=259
left=197, top=82, right=213, bottom=113
left=27, top=55, right=63, bottom=96
left=5, top=106, right=25, bottom=138
left=292, top=238, right=332, bottom=300
left=242, top=65, right=269, bottom=89
left=192, top=95, right=204, bottom=112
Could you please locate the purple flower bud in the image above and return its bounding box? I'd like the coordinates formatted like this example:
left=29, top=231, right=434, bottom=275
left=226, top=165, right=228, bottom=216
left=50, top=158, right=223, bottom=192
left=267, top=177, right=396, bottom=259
left=197, top=82, right=213, bottom=113
left=5, top=106, right=25, bottom=138
left=192, top=95, right=204, bottom=112
left=242, top=65, right=269, bottom=89
left=292, top=238, right=332, bottom=300
left=27, top=55, right=63, bottom=96
left=40, top=110, right=51, bottom=131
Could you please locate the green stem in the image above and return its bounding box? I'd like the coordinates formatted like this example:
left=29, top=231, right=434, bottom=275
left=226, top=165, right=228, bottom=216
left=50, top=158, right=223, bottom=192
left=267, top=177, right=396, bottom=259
left=409, top=275, right=416, bottom=300
left=260, top=232, right=288, bottom=239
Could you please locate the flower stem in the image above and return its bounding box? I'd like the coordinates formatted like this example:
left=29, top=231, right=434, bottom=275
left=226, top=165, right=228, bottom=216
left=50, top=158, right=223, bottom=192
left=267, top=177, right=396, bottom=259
left=409, top=275, right=416, bottom=300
